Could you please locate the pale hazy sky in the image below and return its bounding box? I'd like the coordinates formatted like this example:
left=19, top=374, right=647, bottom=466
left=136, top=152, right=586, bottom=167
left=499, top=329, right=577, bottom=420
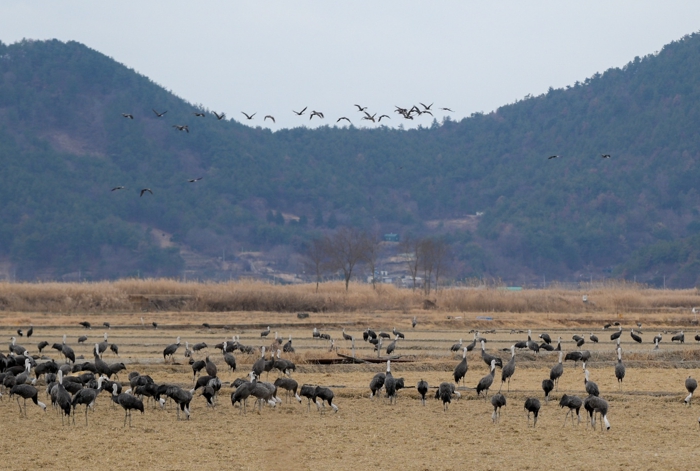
left=2, top=1, right=700, bottom=130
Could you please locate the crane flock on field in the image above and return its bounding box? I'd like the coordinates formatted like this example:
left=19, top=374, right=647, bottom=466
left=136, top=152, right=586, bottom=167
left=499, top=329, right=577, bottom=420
left=2, top=314, right=700, bottom=431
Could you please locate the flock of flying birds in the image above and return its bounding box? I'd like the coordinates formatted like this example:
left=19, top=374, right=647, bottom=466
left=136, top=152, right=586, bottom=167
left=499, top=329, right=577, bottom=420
left=112, top=102, right=452, bottom=197
left=114, top=102, right=614, bottom=197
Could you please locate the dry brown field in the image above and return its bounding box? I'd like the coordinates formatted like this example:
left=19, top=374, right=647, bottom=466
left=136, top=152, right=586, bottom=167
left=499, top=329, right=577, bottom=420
left=1, top=283, right=700, bottom=470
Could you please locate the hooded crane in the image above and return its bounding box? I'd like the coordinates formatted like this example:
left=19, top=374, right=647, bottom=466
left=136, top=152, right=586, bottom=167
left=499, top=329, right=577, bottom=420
left=417, top=379, right=428, bottom=405
left=164, top=385, right=192, bottom=420
left=252, top=346, right=270, bottom=379
left=559, top=394, right=583, bottom=426
left=630, top=330, right=643, bottom=343
left=685, top=376, right=698, bottom=405
left=10, top=336, right=26, bottom=355
left=584, top=369, right=599, bottom=396
left=542, top=379, right=554, bottom=403
left=9, top=384, right=46, bottom=417
left=97, top=333, right=109, bottom=357
left=526, top=330, right=540, bottom=354
left=313, top=386, right=338, bottom=413
left=466, top=332, right=479, bottom=352
left=283, top=335, right=294, bottom=353
left=450, top=339, right=463, bottom=352
left=481, top=340, right=503, bottom=368
left=524, top=397, right=541, bottom=427
left=550, top=351, right=564, bottom=390
left=491, top=393, right=506, bottom=423
left=386, top=336, right=399, bottom=355
left=477, top=359, right=496, bottom=399
left=384, top=360, right=397, bottom=405
left=539, top=333, right=552, bottom=344
left=590, top=333, right=599, bottom=343
left=274, top=377, right=302, bottom=403
left=500, top=345, right=516, bottom=392
left=672, top=331, right=685, bottom=343
left=610, top=326, right=622, bottom=341
left=437, top=382, right=460, bottom=412
left=392, top=327, right=405, bottom=339
left=71, top=376, right=106, bottom=425
left=163, top=337, right=181, bottom=361
left=93, top=344, right=112, bottom=378
left=586, top=396, right=611, bottom=430
left=272, top=349, right=295, bottom=376
left=342, top=328, right=352, bottom=341
left=222, top=346, right=237, bottom=373
left=55, top=370, right=73, bottom=425
left=231, top=372, right=256, bottom=415
left=60, top=335, right=75, bottom=364
left=369, top=372, right=385, bottom=399
left=453, top=347, right=468, bottom=386
left=205, top=357, right=217, bottom=378
left=112, top=385, right=144, bottom=426
left=615, top=348, right=626, bottom=390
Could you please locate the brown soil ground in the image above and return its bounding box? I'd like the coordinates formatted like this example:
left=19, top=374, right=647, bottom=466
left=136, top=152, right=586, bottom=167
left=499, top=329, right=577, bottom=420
left=1, top=309, right=700, bottom=470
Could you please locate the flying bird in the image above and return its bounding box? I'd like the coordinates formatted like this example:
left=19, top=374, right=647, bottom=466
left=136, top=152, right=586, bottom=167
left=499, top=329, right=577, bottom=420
left=601, top=154, right=611, bottom=159
left=440, top=107, right=454, bottom=112
left=264, top=115, right=275, bottom=123
left=187, top=177, right=203, bottom=183
left=548, top=155, right=560, bottom=159
left=241, top=112, right=256, bottom=120
left=193, top=112, right=205, bottom=117
left=362, top=112, right=376, bottom=122
left=213, top=111, right=226, bottom=120
left=419, top=102, right=433, bottom=110
left=152, top=109, right=167, bottom=117
left=140, top=188, right=153, bottom=197
left=309, top=111, right=324, bottom=120
left=292, top=107, right=307, bottom=116
left=354, top=104, right=368, bottom=112
left=378, top=115, right=390, bottom=122
left=336, top=117, right=351, bottom=123
left=111, top=186, right=125, bottom=192
left=172, top=125, right=189, bottom=133
left=122, top=113, right=134, bottom=119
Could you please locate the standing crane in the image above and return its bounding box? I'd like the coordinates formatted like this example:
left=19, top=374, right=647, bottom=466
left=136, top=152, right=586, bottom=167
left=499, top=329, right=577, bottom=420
left=491, top=393, right=506, bottom=423
left=685, top=376, right=698, bottom=405
left=615, top=347, right=626, bottom=390
left=453, top=347, right=468, bottom=386
left=500, top=345, right=516, bottom=392
left=550, top=351, right=564, bottom=390
left=476, top=359, right=496, bottom=399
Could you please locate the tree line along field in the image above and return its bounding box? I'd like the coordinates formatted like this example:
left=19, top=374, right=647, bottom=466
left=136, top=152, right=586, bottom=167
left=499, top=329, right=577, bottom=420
left=1, top=293, right=700, bottom=470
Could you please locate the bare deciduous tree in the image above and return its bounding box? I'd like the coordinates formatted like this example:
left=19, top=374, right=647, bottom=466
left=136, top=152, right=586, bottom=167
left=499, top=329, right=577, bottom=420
left=363, top=232, right=383, bottom=290
left=419, top=237, right=450, bottom=294
left=304, top=237, right=330, bottom=293
left=399, top=236, right=421, bottom=291
left=326, top=227, right=370, bottom=291
left=432, top=238, right=450, bottom=292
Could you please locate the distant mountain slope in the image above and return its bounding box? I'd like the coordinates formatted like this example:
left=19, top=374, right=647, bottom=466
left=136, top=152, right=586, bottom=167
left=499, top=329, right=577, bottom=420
left=1, top=35, right=700, bottom=285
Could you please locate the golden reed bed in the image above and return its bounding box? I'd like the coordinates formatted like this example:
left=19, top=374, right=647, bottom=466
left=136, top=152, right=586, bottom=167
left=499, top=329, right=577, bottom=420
left=0, top=279, right=698, bottom=315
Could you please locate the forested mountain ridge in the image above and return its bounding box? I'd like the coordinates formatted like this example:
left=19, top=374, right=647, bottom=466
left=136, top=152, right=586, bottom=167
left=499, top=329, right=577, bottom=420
left=1, top=35, right=700, bottom=286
